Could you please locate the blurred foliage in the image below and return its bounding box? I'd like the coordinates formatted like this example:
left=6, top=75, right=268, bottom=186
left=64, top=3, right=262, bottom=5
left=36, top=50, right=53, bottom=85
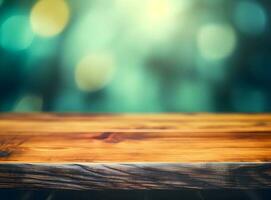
left=0, top=0, right=270, bottom=112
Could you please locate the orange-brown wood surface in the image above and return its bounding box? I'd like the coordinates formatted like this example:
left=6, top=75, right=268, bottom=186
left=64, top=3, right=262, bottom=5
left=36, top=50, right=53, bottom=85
left=0, top=113, right=270, bottom=190
left=0, top=113, right=271, bottom=163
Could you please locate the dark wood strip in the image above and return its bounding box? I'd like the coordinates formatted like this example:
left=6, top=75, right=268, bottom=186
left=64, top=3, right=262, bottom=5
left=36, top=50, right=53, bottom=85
left=0, top=163, right=270, bottom=190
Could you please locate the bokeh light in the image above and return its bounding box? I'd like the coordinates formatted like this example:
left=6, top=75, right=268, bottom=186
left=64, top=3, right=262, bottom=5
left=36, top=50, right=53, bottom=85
left=234, top=1, right=267, bottom=35
left=140, top=0, right=178, bottom=34
left=63, top=7, right=117, bottom=69
left=197, top=24, right=237, bottom=60
left=0, top=0, right=270, bottom=113
left=75, top=53, right=115, bottom=92
left=0, top=15, right=34, bottom=51
left=14, top=95, right=43, bottom=112
left=116, top=0, right=183, bottom=42
left=30, top=0, right=70, bottom=37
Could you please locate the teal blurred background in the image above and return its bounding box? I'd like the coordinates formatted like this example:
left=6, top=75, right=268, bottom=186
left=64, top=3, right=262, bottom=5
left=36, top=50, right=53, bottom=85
left=0, top=0, right=270, bottom=112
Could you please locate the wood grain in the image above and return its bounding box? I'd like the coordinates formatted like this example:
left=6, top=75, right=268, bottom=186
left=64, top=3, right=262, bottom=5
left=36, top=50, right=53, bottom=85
left=0, top=113, right=270, bottom=190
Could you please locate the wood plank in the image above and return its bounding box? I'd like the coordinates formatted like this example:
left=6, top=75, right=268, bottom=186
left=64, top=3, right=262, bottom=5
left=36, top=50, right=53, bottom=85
left=0, top=113, right=270, bottom=190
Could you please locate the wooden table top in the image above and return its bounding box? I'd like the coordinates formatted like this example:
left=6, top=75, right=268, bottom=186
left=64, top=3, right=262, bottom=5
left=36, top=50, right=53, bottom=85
left=0, top=113, right=270, bottom=190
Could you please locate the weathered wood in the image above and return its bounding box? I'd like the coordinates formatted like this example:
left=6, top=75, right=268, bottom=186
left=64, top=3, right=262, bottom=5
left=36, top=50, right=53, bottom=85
left=0, top=163, right=271, bottom=190
left=0, top=113, right=270, bottom=190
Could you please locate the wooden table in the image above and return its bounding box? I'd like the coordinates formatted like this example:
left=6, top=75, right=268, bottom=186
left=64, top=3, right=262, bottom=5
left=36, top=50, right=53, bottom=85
left=0, top=113, right=270, bottom=190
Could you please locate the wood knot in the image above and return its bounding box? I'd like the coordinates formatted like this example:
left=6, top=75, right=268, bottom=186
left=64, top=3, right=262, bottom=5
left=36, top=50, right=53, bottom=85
left=255, top=121, right=268, bottom=127
left=94, top=132, right=123, bottom=143
left=0, top=150, right=11, bottom=157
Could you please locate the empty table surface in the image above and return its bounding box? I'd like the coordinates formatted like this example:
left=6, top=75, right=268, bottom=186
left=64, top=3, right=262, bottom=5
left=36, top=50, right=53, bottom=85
left=0, top=113, right=270, bottom=190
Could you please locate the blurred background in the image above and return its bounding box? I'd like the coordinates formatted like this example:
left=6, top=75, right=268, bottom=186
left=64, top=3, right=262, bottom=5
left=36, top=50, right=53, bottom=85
left=0, top=0, right=270, bottom=113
